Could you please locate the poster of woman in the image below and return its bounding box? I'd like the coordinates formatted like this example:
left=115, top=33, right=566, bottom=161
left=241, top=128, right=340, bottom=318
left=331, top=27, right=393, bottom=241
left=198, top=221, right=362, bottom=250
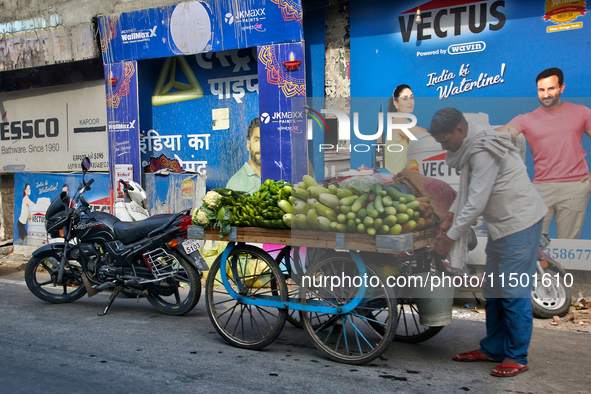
left=16, top=183, right=33, bottom=245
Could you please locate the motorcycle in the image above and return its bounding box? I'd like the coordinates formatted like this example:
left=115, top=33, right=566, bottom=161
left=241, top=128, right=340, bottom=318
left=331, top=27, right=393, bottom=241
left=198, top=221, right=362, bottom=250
left=24, top=157, right=207, bottom=316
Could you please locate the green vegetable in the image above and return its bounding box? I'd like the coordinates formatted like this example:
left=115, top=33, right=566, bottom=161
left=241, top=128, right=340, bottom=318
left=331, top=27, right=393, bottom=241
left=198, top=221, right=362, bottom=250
left=336, top=223, right=348, bottom=233
left=347, top=220, right=357, bottom=233
left=278, top=200, right=292, bottom=214
left=291, top=200, right=310, bottom=214
left=313, top=202, right=338, bottom=222
left=366, top=202, right=379, bottom=218
left=319, top=193, right=341, bottom=209
left=357, top=208, right=367, bottom=220
left=294, top=214, right=310, bottom=230
left=340, top=195, right=359, bottom=207
left=375, top=195, right=385, bottom=214
left=308, top=186, right=331, bottom=198
left=373, top=183, right=384, bottom=195
left=384, top=206, right=397, bottom=216
left=337, top=188, right=354, bottom=198
left=389, top=224, right=402, bottom=235
left=316, top=216, right=332, bottom=231
left=396, top=213, right=410, bottom=224
left=307, top=209, right=321, bottom=230
left=351, top=193, right=369, bottom=213
left=383, top=215, right=398, bottom=227
left=303, top=175, right=319, bottom=188
left=378, top=225, right=390, bottom=235
left=382, top=196, right=393, bottom=207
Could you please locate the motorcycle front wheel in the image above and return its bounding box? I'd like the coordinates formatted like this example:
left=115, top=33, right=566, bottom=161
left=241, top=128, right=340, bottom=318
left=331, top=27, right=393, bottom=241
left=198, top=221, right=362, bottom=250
left=145, top=252, right=201, bottom=316
left=24, top=253, right=87, bottom=304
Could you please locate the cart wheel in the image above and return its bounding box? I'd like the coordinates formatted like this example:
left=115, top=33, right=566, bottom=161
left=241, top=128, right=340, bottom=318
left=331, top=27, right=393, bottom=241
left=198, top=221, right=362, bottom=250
left=275, top=248, right=338, bottom=330
left=301, top=253, right=397, bottom=365
left=205, top=245, right=288, bottom=350
left=369, top=298, right=444, bottom=343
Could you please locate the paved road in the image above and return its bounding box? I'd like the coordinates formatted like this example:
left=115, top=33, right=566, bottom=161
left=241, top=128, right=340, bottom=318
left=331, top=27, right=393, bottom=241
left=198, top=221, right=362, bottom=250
left=0, top=268, right=589, bottom=394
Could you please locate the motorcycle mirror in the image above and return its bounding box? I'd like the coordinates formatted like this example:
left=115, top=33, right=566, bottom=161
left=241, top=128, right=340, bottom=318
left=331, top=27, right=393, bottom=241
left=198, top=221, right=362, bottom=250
left=81, top=157, right=91, bottom=173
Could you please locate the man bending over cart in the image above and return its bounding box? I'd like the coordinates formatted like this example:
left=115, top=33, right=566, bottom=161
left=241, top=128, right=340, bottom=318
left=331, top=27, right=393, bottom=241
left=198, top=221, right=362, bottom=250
left=430, top=108, right=546, bottom=378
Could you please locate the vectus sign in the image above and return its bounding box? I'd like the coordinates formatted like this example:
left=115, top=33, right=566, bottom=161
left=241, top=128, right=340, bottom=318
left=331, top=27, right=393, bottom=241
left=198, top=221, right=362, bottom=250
left=304, top=107, right=418, bottom=153
left=398, top=0, right=506, bottom=43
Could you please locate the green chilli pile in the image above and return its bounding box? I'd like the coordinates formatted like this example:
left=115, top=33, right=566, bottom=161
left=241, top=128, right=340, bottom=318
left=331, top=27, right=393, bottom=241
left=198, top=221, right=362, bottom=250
left=192, top=180, right=293, bottom=237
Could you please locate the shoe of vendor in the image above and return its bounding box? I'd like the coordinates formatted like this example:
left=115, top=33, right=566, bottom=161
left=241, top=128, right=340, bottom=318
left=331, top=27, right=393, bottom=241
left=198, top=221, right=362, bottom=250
left=453, top=349, right=496, bottom=362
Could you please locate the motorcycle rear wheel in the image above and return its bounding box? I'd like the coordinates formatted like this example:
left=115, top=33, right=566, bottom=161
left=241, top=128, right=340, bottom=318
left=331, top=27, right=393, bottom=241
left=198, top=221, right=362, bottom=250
left=145, top=252, right=201, bottom=316
left=24, top=254, right=87, bottom=304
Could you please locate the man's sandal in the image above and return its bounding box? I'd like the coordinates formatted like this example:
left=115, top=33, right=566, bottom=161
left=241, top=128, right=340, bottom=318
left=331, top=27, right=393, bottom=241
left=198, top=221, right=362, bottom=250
left=490, top=364, right=529, bottom=377
left=453, top=350, right=496, bottom=362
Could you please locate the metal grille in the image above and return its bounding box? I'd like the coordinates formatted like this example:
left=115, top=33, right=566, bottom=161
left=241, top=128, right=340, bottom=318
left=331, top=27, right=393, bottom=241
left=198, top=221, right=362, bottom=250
left=142, top=249, right=177, bottom=278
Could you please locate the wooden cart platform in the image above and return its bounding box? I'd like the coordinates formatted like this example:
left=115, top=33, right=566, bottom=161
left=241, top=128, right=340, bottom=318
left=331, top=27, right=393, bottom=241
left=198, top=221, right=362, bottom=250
left=187, top=225, right=437, bottom=253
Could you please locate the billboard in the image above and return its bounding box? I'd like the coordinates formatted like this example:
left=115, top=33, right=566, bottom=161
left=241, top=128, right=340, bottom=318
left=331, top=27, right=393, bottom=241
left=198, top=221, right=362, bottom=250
left=0, top=81, right=109, bottom=173
left=14, top=172, right=110, bottom=247
left=98, top=0, right=304, bottom=64
left=348, top=0, right=591, bottom=266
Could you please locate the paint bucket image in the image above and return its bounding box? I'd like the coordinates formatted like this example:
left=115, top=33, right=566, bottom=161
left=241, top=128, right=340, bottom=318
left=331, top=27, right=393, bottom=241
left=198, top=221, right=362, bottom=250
left=27, top=197, right=51, bottom=246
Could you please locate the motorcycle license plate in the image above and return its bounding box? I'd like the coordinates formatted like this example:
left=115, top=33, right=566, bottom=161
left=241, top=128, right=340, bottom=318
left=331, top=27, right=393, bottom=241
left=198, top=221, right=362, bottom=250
left=182, top=239, right=208, bottom=271
left=183, top=239, right=201, bottom=255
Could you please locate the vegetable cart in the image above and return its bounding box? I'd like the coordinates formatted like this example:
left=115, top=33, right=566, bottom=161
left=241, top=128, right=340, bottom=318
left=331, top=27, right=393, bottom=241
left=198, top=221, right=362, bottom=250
left=188, top=225, right=448, bottom=365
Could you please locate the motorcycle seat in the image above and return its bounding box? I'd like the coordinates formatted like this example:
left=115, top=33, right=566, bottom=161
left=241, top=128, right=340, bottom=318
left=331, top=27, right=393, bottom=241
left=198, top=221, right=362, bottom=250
left=113, top=214, right=177, bottom=244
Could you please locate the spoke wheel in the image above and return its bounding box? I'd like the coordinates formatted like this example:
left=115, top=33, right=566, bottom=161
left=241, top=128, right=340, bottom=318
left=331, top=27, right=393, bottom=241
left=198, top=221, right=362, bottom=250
left=301, top=253, right=397, bottom=365
left=25, top=254, right=87, bottom=304
left=370, top=298, right=444, bottom=343
left=206, top=245, right=287, bottom=350
left=145, top=251, right=201, bottom=316
left=275, top=248, right=337, bottom=330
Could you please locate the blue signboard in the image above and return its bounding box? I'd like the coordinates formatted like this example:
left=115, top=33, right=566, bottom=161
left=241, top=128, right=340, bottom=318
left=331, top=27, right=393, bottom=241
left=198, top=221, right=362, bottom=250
left=257, top=42, right=307, bottom=182
left=98, top=0, right=303, bottom=64
left=14, top=172, right=110, bottom=247
left=104, top=61, right=141, bottom=186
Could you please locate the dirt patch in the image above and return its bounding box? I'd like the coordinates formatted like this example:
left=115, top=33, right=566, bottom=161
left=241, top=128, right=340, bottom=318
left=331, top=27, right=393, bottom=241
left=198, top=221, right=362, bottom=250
left=0, top=263, right=26, bottom=276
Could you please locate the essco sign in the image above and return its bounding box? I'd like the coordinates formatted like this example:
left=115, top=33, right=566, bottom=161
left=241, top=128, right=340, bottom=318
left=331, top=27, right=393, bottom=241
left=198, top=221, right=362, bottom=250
left=0, top=81, right=108, bottom=173
left=0, top=119, right=59, bottom=140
